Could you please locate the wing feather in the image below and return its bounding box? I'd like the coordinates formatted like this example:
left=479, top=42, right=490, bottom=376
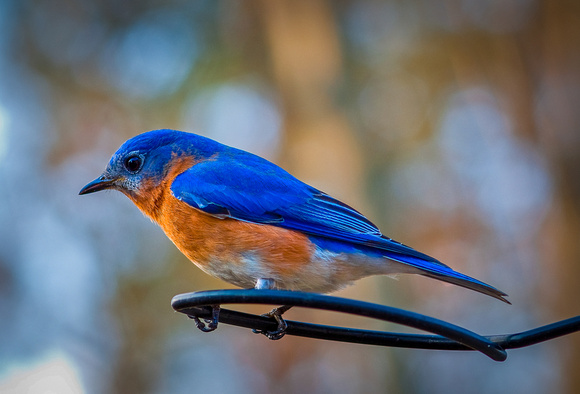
left=170, top=156, right=443, bottom=264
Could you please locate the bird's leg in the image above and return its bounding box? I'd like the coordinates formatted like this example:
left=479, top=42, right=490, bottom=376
left=252, top=278, right=293, bottom=340
left=189, top=304, right=220, bottom=333
left=254, top=277, right=277, bottom=290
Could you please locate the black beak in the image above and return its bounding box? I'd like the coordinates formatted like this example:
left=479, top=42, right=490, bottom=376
left=79, top=175, right=117, bottom=195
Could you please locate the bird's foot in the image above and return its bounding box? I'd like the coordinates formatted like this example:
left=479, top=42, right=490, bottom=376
left=189, top=304, right=220, bottom=333
left=252, top=305, right=293, bottom=340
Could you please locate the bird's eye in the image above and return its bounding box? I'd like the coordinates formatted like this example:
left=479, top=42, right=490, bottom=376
left=124, top=155, right=143, bottom=173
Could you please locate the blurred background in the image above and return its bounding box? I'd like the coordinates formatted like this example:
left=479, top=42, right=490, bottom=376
left=0, top=0, right=579, bottom=393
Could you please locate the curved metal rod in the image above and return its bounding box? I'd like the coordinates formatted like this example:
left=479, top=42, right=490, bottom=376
left=172, top=289, right=510, bottom=361
left=173, top=290, right=580, bottom=360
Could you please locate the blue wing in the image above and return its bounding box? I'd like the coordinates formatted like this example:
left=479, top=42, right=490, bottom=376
left=170, top=153, right=439, bottom=263
left=170, top=152, right=508, bottom=302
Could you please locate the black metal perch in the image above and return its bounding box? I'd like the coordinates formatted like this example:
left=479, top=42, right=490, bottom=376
left=171, top=289, right=580, bottom=362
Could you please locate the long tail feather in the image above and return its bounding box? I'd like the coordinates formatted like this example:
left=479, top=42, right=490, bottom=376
left=387, top=253, right=510, bottom=304
left=420, top=271, right=510, bottom=304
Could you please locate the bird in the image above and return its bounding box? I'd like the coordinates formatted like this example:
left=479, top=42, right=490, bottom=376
left=80, top=129, right=509, bottom=337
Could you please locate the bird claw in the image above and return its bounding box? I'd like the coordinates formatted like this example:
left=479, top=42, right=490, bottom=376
left=252, top=305, right=292, bottom=340
left=189, top=305, right=220, bottom=333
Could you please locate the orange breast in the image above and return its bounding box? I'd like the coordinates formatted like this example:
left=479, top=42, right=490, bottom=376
left=125, top=155, right=317, bottom=288
left=156, top=195, right=316, bottom=288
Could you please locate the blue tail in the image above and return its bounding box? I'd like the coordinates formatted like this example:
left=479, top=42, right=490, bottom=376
left=385, top=252, right=510, bottom=304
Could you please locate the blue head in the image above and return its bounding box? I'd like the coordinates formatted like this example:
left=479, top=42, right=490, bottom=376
left=79, top=129, right=223, bottom=198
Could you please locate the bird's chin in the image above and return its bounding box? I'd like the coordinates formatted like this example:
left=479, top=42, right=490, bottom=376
left=119, top=187, right=141, bottom=201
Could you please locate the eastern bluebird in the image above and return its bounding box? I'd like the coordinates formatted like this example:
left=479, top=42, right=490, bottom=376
left=80, top=129, right=508, bottom=337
